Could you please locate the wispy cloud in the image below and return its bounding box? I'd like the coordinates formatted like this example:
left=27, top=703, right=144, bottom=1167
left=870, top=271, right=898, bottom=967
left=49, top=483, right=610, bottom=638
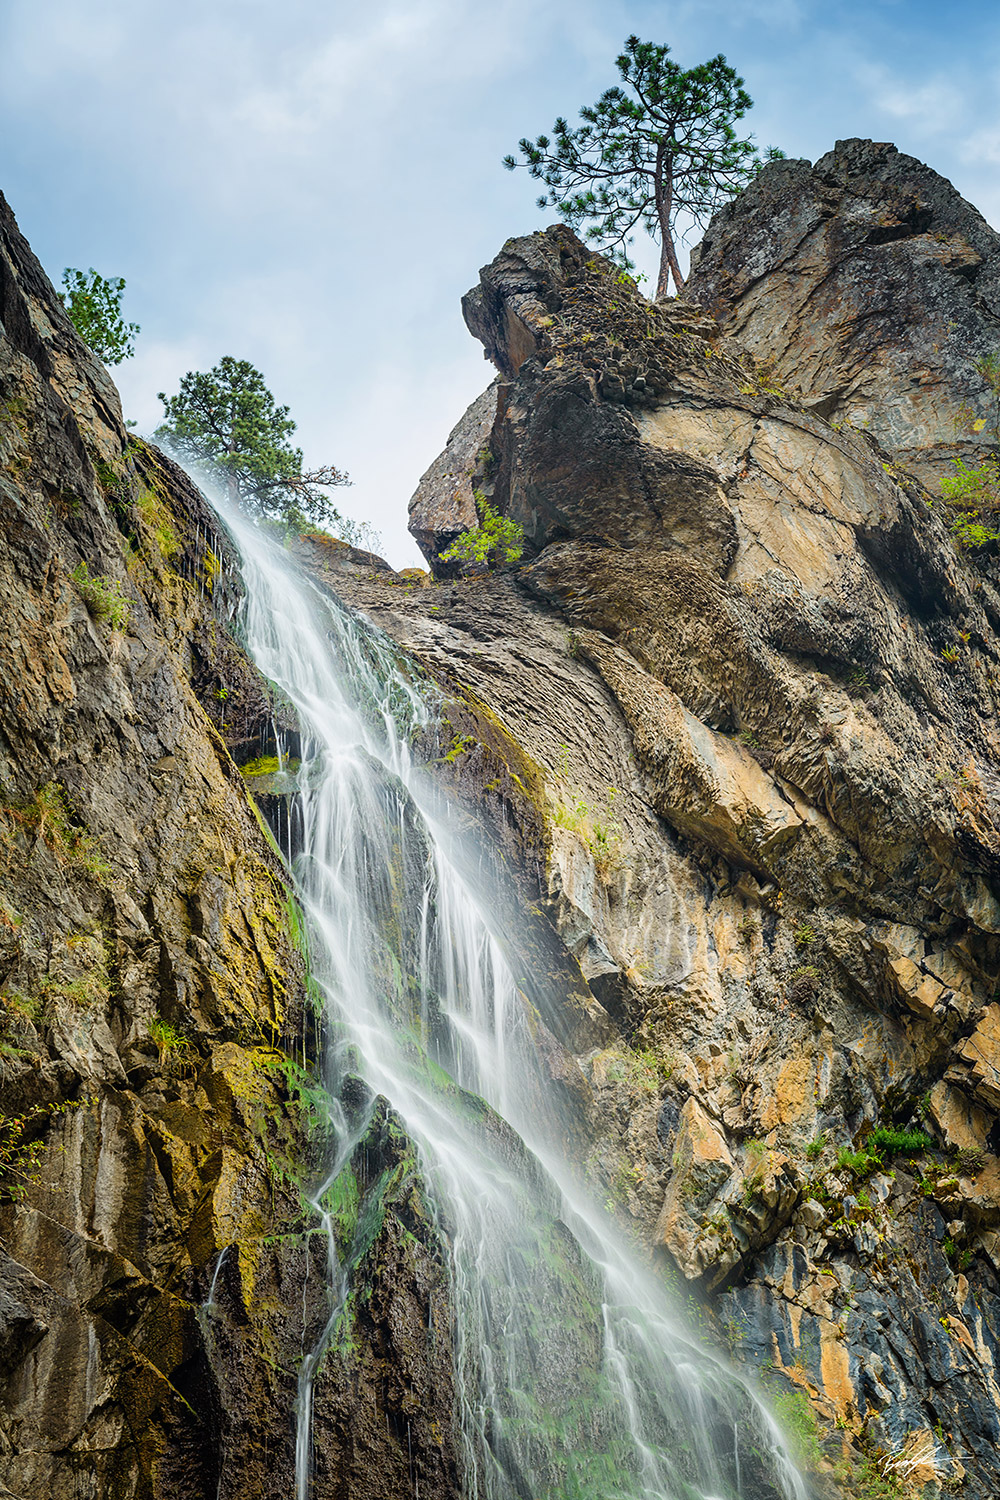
left=854, top=63, right=966, bottom=136
left=960, top=127, right=1000, bottom=165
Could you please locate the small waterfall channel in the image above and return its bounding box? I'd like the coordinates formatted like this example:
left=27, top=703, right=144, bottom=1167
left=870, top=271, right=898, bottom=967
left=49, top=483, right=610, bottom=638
left=221, top=507, right=810, bottom=1500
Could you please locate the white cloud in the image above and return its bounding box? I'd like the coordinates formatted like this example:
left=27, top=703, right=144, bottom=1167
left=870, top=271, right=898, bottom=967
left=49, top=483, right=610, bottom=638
left=960, top=127, right=1000, bottom=165
left=854, top=63, right=965, bottom=135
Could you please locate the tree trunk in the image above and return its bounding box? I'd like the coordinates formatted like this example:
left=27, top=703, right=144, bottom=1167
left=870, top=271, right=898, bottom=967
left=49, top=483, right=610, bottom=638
left=657, top=232, right=685, bottom=300
left=653, top=150, right=685, bottom=300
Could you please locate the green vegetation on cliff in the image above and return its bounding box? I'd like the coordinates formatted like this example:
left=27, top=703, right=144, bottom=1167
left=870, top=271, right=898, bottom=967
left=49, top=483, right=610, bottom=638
left=60, top=266, right=139, bottom=365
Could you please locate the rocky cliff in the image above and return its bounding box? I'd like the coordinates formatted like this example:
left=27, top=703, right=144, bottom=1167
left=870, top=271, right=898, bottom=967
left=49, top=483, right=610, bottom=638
left=0, top=194, right=458, bottom=1499
left=6, top=133, right=1000, bottom=1500
left=396, top=141, right=1000, bottom=1496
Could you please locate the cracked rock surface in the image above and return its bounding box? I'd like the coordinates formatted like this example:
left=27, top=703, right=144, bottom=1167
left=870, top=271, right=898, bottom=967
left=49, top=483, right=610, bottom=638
left=329, top=166, right=1000, bottom=1494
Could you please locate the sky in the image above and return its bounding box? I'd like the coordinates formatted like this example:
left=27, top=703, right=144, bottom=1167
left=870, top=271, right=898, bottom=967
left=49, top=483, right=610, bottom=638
left=2, top=0, right=999, bottom=567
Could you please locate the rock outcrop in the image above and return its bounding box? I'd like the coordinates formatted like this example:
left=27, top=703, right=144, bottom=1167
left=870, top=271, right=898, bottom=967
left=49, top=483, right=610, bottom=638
left=349, top=152, right=1000, bottom=1495
left=408, top=380, right=497, bottom=570
left=686, top=137, right=1000, bottom=490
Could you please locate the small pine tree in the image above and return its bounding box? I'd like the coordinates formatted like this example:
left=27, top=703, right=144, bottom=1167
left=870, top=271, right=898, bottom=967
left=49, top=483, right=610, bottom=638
left=60, top=268, right=140, bottom=365
left=505, top=36, right=783, bottom=300
left=157, top=357, right=354, bottom=535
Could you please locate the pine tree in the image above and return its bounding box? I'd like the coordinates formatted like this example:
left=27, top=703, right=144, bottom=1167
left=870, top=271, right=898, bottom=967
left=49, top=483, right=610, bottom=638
left=157, top=357, right=352, bottom=534
left=504, top=36, right=782, bottom=300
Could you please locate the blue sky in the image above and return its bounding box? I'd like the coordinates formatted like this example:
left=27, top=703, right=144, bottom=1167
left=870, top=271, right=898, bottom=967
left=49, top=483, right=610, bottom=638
left=2, top=0, right=998, bottom=565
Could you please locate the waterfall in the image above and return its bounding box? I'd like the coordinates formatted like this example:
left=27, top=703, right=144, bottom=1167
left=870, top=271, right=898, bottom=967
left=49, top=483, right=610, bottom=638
left=221, top=508, right=810, bottom=1500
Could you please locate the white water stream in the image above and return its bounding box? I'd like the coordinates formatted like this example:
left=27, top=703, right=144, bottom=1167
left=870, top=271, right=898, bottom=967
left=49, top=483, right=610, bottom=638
left=222, top=509, right=809, bottom=1500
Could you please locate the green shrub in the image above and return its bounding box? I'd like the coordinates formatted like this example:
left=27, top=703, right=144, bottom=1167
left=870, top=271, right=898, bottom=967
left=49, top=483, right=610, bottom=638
left=440, top=492, right=524, bottom=569
left=805, top=1133, right=826, bottom=1161
left=835, top=1145, right=880, bottom=1178
left=869, top=1125, right=933, bottom=1155
left=149, top=1015, right=190, bottom=1059
left=71, top=562, right=130, bottom=628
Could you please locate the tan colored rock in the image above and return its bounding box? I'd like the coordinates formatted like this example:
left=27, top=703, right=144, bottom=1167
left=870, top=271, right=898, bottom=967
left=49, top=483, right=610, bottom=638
left=929, top=1082, right=991, bottom=1152
left=888, top=955, right=947, bottom=1019
left=760, top=1056, right=814, bottom=1131
left=579, top=632, right=803, bottom=877
left=956, top=1006, right=1000, bottom=1110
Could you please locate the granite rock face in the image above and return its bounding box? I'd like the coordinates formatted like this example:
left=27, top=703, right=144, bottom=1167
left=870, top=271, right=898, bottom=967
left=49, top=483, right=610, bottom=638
left=685, top=137, right=1000, bottom=489
left=357, top=172, right=1000, bottom=1493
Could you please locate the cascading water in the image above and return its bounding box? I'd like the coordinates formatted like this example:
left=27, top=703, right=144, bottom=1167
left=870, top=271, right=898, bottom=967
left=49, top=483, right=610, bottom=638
left=220, top=505, right=810, bottom=1500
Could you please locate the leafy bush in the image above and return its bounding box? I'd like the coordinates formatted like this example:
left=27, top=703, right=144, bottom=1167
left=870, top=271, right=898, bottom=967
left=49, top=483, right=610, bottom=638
left=60, top=267, right=139, bottom=365
left=0, top=1099, right=83, bottom=1201
left=440, top=492, right=524, bottom=569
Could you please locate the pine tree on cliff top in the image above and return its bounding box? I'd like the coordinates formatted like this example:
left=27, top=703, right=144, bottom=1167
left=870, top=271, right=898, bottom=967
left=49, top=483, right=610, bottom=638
left=157, top=357, right=354, bottom=536
left=505, top=36, right=782, bottom=300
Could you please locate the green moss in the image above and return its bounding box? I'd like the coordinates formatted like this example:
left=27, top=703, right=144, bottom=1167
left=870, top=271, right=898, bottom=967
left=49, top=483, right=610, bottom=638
left=321, top=1162, right=362, bottom=1253
left=440, top=733, right=477, bottom=763
left=135, top=486, right=181, bottom=560
left=240, top=755, right=299, bottom=777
